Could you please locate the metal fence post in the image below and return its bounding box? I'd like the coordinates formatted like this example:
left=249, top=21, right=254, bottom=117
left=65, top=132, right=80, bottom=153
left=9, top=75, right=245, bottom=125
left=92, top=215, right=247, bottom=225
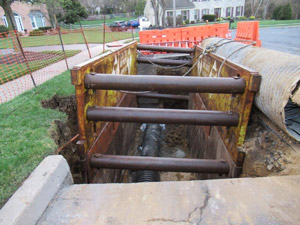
left=14, top=30, right=36, bottom=87
left=57, top=26, right=69, bottom=70
left=103, top=14, right=106, bottom=53
left=79, top=21, right=92, bottom=58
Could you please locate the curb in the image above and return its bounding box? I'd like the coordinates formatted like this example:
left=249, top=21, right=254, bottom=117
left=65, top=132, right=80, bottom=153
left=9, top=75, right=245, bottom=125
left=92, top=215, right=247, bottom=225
left=0, top=155, right=73, bottom=225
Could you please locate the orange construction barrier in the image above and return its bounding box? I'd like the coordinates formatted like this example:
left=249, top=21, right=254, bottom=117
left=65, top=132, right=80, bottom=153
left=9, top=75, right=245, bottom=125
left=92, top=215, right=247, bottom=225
left=139, top=23, right=232, bottom=53
left=234, top=21, right=261, bottom=47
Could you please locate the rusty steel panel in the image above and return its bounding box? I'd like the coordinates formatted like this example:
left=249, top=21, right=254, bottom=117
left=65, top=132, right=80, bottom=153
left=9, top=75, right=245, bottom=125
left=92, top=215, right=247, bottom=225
left=191, top=46, right=261, bottom=166
left=71, top=42, right=137, bottom=181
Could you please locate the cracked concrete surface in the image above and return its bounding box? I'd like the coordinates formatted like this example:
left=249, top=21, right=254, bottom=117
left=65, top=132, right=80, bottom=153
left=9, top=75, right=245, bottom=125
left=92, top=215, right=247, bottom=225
left=38, top=176, right=300, bottom=225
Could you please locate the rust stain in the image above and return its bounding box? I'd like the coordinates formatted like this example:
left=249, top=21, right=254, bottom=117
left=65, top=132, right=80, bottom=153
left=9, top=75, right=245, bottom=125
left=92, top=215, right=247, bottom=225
left=71, top=42, right=138, bottom=181
left=192, top=46, right=261, bottom=165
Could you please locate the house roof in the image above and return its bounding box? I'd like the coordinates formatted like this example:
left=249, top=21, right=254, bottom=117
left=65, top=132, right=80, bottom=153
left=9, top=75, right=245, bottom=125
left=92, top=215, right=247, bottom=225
left=165, top=0, right=195, bottom=10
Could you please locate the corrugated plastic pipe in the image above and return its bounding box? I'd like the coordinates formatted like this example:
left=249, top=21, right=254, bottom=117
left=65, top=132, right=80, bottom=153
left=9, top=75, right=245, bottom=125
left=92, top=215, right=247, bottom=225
left=201, top=38, right=300, bottom=141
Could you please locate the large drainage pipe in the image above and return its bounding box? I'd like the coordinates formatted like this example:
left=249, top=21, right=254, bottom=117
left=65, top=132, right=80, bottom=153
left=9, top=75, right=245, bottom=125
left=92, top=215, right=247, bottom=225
left=84, top=74, right=246, bottom=94
left=86, top=107, right=239, bottom=126
left=90, top=155, right=230, bottom=174
left=134, top=124, right=163, bottom=182
left=201, top=38, right=300, bottom=141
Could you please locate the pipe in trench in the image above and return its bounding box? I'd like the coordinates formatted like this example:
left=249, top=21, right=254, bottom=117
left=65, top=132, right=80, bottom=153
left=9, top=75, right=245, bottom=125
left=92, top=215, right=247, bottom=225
left=133, top=124, right=163, bottom=182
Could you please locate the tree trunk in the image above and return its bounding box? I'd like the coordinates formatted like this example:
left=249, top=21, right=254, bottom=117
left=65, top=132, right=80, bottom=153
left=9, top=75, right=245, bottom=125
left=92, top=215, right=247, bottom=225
left=1, top=1, right=16, bottom=30
left=159, top=0, right=166, bottom=28
left=263, top=0, right=270, bottom=19
left=151, top=0, right=159, bottom=27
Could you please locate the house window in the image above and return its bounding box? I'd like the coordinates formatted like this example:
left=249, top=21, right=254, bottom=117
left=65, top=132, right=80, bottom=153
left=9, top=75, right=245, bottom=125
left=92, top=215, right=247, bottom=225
left=181, top=10, right=189, bottom=21
left=194, top=9, right=200, bottom=20
left=167, top=11, right=173, bottom=17
left=29, top=11, right=46, bottom=29
left=202, top=8, right=209, bottom=16
left=214, top=8, right=221, bottom=18
left=2, top=16, right=8, bottom=27
left=236, top=6, right=243, bottom=17
left=226, top=7, right=233, bottom=17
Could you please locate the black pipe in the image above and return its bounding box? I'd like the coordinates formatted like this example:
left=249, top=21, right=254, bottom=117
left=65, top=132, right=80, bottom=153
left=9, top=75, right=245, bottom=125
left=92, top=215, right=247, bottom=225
left=137, top=57, right=193, bottom=67
left=90, top=155, right=230, bottom=174
left=84, top=74, right=246, bottom=94
left=86, top=107, right=239, bottom=127
left=137, top=44, right=194, bottom=54
left=133, top=124, right=163, bottom=182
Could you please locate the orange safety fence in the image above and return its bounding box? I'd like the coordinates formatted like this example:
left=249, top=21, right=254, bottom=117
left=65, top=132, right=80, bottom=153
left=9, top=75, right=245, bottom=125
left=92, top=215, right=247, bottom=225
left=139, top=23, right=230, bottom=53
left=234, top=21, right=261, bottom=47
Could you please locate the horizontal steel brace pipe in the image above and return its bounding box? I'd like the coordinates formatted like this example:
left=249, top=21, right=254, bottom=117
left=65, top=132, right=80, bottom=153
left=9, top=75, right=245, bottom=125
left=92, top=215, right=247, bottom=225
left=137, top=44, right=194, bottom=54
left=86, top=107, right=239, bottom=126
left=90, top=155, right=230, bottom=174
left=137, top=57, right=193, bottom=66
left=84, top=74, right=246, bottom=94
left=136, top=93, right=189, bottom=101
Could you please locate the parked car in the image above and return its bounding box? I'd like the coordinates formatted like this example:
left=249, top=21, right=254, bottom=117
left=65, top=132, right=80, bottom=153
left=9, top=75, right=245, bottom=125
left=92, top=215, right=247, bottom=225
left=139, top=17, right=151, bottom=30
left=109, top=21, right=128, bottom=32
left=128, top=20, right=140, bottom=28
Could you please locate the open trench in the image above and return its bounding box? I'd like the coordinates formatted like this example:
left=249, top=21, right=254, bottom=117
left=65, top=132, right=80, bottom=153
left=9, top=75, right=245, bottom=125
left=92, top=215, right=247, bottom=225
left=41, top=63, right=300, bottom=184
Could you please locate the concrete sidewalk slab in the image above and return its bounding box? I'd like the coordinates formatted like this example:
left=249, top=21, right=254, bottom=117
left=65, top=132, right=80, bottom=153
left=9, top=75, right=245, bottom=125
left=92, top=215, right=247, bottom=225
left=38, top=175, right=300, bottom=225
left=0, top=155, right=72, bottom=225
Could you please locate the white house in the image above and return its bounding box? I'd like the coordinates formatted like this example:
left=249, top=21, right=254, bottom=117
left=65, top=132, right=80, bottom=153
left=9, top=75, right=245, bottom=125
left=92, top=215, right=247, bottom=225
left=144, top=0, right=245, bottom=26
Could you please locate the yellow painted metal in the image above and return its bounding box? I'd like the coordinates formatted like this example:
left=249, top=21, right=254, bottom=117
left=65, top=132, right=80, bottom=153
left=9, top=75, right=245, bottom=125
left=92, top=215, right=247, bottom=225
left=191, top=46, right=261, bottom=165
left=71, top=42, right=137, bottom=159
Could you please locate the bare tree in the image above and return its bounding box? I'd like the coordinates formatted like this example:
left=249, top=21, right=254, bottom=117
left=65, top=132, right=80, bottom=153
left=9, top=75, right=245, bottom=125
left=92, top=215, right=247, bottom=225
left=262, top=0, right=271, bottom=19
left=250, top=0, right=264, bottom=16
left=291, top=0, right=300, bottom=19
left=158, top=0, right=167, bottom=27
left=150, top=0, right=160, bottom=27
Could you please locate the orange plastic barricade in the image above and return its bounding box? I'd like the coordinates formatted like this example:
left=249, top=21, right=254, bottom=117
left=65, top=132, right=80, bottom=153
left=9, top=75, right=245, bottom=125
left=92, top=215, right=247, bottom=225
left=235, top=21, right=261, bottom=47
left=138, top=23, right=231, bottom=52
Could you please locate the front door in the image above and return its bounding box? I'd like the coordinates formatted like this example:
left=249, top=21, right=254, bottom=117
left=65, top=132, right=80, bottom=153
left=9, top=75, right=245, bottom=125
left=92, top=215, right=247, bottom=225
left=14, top=14, right=24, bottom=32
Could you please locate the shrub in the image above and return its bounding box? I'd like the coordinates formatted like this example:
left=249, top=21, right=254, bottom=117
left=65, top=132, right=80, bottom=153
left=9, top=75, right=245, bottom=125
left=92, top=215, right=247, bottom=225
left=202, top=14, right=216, bottom=22
left=196, top=19, right=200, bottom=23
left=39, top=26, right=52, bottom=31
left=29, top=29, right=44, bottom=36
left=249, top=16, right=255, bottom=20
left=185, top=19, right=190, bottom=24
left=216, top=18, right=223, bottom=21
left=273, top=4, right=292, bottom=20
left=237, top=16, right=247, bottom=20
left=167, top=16, right=173, bottom=27
left=191, top=20, right=195, bottom=24
left=225, top=16, right=231, bottom=20
left=176, top=15, right=183, bottom=25
left=0, top=25, right=9, bottom=38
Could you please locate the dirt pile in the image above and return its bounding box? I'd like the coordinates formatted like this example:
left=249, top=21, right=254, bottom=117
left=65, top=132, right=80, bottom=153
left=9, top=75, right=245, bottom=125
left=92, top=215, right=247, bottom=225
left=241, top=113, right=300, bottom=177
left=41, top=95, right=82, bottom=183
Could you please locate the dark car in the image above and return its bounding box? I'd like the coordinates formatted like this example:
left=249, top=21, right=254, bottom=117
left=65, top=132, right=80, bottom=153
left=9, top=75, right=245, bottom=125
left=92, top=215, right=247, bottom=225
left=109, top=21, right=128, bottom=31
left=128, top=20, right=140, bottom=28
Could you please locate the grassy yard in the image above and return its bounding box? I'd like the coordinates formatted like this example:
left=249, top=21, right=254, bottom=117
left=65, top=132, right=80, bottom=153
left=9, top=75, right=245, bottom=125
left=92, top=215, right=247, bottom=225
left=78, top=16, right=137, bottom=26
left=0, top=50, right=80, bottom=84
left=0, top=30, right=138, bottom=48
left=187, top=19, right=300, bottom=29
left=0, top=70, right=75, bottom=207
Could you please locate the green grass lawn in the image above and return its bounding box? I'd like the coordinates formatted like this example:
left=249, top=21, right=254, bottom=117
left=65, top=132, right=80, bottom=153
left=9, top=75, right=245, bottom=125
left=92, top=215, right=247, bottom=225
left=0, top=30, right=138, bottom=48
left=187, top=19, right=300, bottom=29
left=77, top=16, right=137, bottom=26
left=0, top=70, right=75, bottom=207
left=0, top=50, right=80, bottom=84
